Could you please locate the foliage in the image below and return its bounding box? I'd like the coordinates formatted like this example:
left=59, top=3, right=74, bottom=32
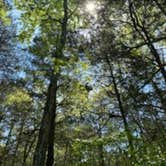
left=0, top=0, right=166, bottom=166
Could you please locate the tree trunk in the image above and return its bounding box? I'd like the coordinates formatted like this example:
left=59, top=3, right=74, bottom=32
left=22, top=136, right=36, bottom=166
left=2, top=120, right=14, bottom=166
left=105, top=55, right=134, bottom=152
left=11, top=118, right=25, bottom=166
left=46, top=102, right=56, bottom=166
left=32, top=1, right=68, bottom=165
left=32, top=76, right=57, bottom=166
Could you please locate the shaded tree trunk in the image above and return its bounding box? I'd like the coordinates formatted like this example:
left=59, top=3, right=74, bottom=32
left=46, top=99, right=56, bottom=166
left=2, top=120, right=14, bottom=166
left=22, top=136, right=36, bottom=166
left=11, top=118, right=25, bottom=166
left=32, top=1, right=68, bottom=166
left=32, top=76, right=57, bottom=166
left=105, top=55, right=134, bottom=152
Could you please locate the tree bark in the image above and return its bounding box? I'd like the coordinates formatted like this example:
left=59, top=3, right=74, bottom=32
left=46, top=99, right=56, bottom=166
left=32, top=76, right=57, bottom=166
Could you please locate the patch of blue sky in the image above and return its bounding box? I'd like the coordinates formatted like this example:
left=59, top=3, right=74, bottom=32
left=142, top=84, right=154, bottom=93
left=6, top=1, right=41, bottom=80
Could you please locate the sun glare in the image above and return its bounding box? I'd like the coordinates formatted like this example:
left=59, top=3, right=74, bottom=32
left=85, top=1, right=97, bottom=14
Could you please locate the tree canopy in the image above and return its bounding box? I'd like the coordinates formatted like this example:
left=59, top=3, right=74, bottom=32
left=0, top=0, right=166, bottom=166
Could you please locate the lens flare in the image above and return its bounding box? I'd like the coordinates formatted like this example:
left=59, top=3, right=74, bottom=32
left=85, top=1, right=96, bottom=14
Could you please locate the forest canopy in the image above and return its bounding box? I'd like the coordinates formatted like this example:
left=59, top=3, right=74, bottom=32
left=0, top=0, right=166, bottom=166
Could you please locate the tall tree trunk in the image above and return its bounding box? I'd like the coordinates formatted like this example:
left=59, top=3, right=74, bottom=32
left=46, top=98, right=56, bottom=166
left=32, top=1, right=68, bottom=166
left=22, top=139, right=28, bottom=166
left=105, top=55, right=134, bottom=152
left=22, top=136, right=36, bottom=166
left=5, top=120, right=14, bottom=149
left=11, top=118, right=25, bottom=166
left=2, top=120, right=14, bottom=166
left=32, top=76, right=57, bottom=166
